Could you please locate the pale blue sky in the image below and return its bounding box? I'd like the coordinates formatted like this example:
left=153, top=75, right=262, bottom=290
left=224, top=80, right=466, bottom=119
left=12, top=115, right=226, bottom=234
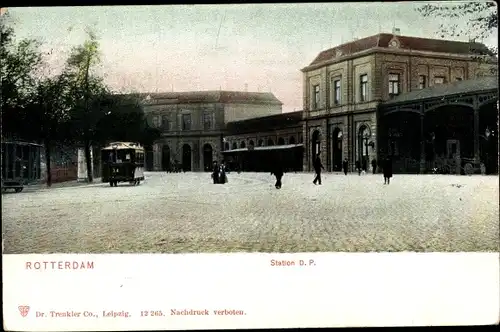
left=5, top=3, right=498, bottom=112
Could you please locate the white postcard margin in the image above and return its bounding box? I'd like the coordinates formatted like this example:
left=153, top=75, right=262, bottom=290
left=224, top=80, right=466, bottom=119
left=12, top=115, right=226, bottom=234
left=2, top=252, right=499, bottom=331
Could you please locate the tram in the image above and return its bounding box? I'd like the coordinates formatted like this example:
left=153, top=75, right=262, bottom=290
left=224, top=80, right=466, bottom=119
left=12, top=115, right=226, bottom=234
left=1, top=140, right=43, bottom=193
left=101, top=142, right=145, bottom=187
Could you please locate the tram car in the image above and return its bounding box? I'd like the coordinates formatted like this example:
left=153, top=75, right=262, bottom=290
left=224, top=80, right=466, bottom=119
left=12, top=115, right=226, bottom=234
left=1, top=140, right=43, bottom=193
left=101, top=142, right=145, bottom=187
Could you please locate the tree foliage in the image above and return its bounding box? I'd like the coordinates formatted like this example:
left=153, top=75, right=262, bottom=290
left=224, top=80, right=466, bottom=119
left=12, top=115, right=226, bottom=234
left=1, top=21, right=158, bottom=185
left=0, top=15, right=43, bottom=112
left=417, top=1, right=498, bottom=56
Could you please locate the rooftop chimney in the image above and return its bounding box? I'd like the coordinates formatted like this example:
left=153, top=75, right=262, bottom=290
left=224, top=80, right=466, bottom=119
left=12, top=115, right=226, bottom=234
left=392, top=27, right=401, bottom=35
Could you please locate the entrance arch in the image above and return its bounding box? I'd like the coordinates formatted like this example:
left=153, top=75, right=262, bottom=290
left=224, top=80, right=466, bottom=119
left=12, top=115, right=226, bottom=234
left=203, top=144, right=213, bottom=171
left=478, top=99, right=499, bottom=174
left=161, top=145, right=170, bottom=171
left=289, top=136, right=296, bottom=145
left=267, top=138, right=274, bottom=146
left=182, top=144, right=192, bottom=171
left=357, top=125, right=370, bottom=171
left=424, top=105, right=474, bottom=167
left=278, top=137, right=285, bottom=145
left=332, top=128, right=342, bottom=171
left=145, top=145, right=154, bottom=171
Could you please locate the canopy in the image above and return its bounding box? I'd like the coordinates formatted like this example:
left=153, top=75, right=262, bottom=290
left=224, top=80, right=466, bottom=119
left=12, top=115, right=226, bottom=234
left=222, top=144, right=303, bottom=153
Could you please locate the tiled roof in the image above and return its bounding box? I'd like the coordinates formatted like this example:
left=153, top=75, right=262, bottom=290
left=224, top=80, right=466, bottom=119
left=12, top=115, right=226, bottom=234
left=308, top=33, right=494, bottom=67
left=225, top=110, right=304, bottom=134
left=383, top=77, right=498, bottom=106
left=141, top=91, right=283, bottom=105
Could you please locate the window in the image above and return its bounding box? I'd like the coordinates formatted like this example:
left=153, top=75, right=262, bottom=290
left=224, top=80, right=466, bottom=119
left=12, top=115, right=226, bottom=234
left=152, top=115, right=161, bottom=128
left=162, top=115, right=170, bottom=131
left=418, top=75, right=427, bottom=89
left=182, top=114, right=191, bottom=131
left=333, top=79, right=341, bottom=105
left=203, top=112, right=212, bottom=130
left=360, top=74, right=368, bottom=102
left=312, top=84, right=320, bottom=109
left=388, top=73, right=400, bottom=96
left=434, top=76, right=445, bottom=85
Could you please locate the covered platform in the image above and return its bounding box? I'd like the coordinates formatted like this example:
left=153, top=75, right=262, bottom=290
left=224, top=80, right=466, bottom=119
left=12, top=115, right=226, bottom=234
left=378, top=77, right=498, bottom=174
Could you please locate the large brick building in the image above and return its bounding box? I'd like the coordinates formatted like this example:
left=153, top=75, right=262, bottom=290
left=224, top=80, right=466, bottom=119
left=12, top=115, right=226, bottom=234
left=143, top=91, right=283, bottom=171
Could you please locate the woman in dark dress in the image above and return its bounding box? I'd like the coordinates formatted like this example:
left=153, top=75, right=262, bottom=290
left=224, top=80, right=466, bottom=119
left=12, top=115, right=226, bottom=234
left=212, top=161, right=219, bottom=184
left=383, top=157, right=393, bottom=185
left=342, top=158, right=349, bottom=175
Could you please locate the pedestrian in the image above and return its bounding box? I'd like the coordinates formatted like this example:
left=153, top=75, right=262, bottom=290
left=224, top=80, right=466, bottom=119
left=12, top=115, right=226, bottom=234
left=371, top=158, right=377, bottom=175
left=271, top=157, right=284, bottom=189
left=212, top=161, right=219, bottom=184
left=313, top=153, right=325, bottom=185
left=355, top=160, right=361, bottom=176
left=383, top=156, right=393, bottom=185
left=362, top=158, right=367, bottom=174
left=342, top=158, right=348, bottom=175
left=219, top=161, right=227, bottom=184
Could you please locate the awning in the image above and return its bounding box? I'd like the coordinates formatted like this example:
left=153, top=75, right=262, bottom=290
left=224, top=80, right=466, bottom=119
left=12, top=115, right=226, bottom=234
left=222, top=144, right=304, bottom=153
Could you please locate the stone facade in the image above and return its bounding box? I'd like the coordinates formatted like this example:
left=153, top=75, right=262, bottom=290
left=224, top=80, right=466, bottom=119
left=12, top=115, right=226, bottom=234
left=300, top=33, right=497, bottom=171
left=142, top=91, right=283, bottom=172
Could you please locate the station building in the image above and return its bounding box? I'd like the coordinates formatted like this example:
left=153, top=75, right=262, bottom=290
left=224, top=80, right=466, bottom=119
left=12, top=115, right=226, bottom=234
left=144, top=31, right=498, bottom=174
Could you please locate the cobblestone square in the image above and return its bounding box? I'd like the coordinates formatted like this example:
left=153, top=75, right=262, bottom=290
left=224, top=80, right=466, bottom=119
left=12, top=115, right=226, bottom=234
left=2, top=172, right=499, bottom=253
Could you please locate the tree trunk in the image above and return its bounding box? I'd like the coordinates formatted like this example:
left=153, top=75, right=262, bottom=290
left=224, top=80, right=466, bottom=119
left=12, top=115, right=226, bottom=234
left=44, top=141, right=52, bottom=187
left=84, top=139, right=93, bottom=183
left=83, top=52, right=93, bottom=183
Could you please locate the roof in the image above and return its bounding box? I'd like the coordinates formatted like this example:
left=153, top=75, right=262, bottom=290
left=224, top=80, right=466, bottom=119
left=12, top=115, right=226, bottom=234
left=226, top=110, right=303, bottom=134
left=222, top=144, right=304, bottom=153
left=140, top=91, right=283, bottom=106
left=383, top=76, right=498, bottom=106
left=102, top=142, right=144, bottom=150
left=307, top=33, right=494, bottom=68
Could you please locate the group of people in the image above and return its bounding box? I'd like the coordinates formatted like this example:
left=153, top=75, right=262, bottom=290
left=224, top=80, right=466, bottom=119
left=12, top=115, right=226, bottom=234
left=211, top=160, right=228, bottom=184
left=213, top=154, right=394, bottom=189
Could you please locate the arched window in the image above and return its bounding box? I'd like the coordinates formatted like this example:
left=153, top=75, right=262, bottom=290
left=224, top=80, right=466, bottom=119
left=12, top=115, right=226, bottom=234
left=267, top=139, right=274, bottom=146
left=278, top=137, right=285, bottom=145
left=240, top=141, right=246, bottom=148
left=289, top=136, right=296, bottom=144
left=258, top=139, right=264, bottom=146
left=224, top=142, right=230, bottom=151
left=232, top=142, right=237, bottom=150
left=249, top=140, right=254, bottom=147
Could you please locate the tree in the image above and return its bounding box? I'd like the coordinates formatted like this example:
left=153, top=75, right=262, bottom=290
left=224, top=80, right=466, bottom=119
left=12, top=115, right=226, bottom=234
left=65, top=28, right=106, bottom=183
left=417, top=2, right=498, bottom=57
left=95, top=93, right=162, bottom=147
left=1, top=14, right=43, bottom=139
left=23, top=73, right=74, bottom=187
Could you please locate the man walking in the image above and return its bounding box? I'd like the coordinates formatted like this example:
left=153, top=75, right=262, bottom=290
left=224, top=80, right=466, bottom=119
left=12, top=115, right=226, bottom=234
left=271, top=157, right=284, bottom=189
left=313, top=153, right=325, bottom=185
left=383, top=156, right=393, bottom=185
left=342, top=158, right=348, bottom=175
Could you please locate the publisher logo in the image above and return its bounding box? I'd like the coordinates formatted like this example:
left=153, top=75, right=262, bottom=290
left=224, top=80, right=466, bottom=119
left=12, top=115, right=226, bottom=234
left=18, top=305, right=30, bottom=317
